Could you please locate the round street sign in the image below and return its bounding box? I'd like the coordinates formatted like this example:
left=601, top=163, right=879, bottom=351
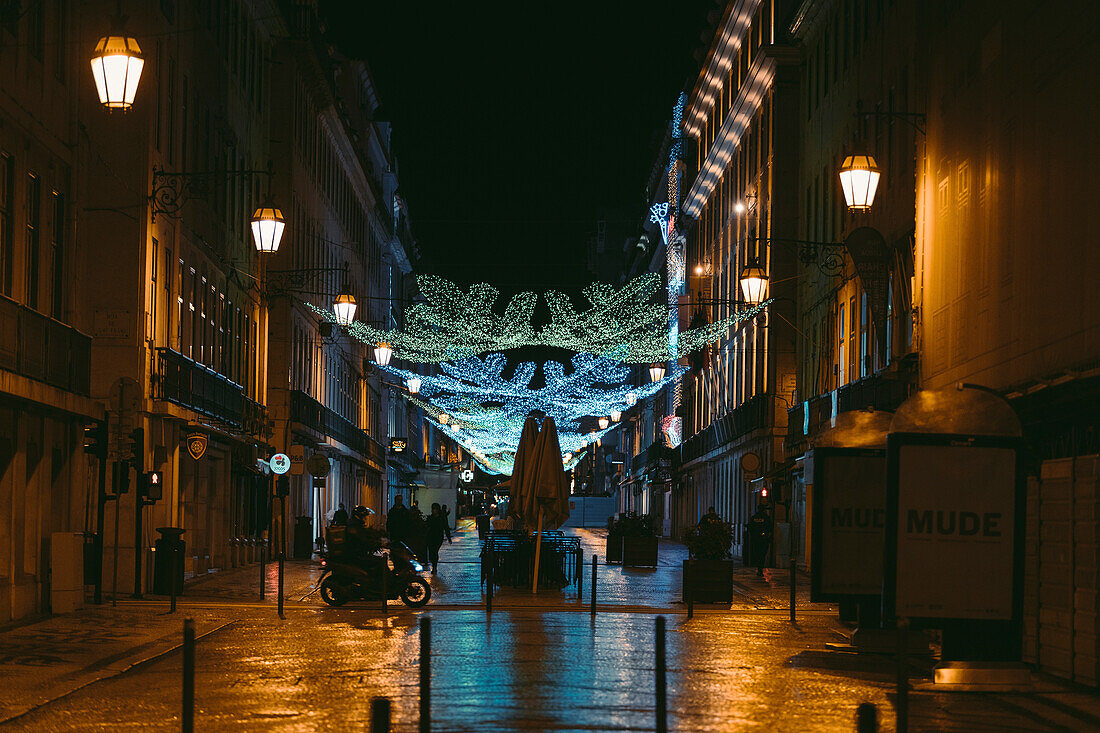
left=270, top=453, right=291, bottom=475
left=307, top=452, right=331, bottom=477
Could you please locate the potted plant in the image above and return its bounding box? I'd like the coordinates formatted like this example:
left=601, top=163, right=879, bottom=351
left=682, top=515, right=735, bottom=603
left=607, top=513, right=659, bottom=567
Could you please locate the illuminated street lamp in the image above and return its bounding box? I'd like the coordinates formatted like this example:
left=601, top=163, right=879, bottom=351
left=90, top=19, right=144, bottom=111
left=332, top=285, right=357, bottom=326
left=626, top=392, right=638, bottom=406
left=739, top=259, right=769, bottom=306
left=598, top=416, right=610, bottom=430
left=373, top=342, right=393, bottom=366
left=648, top=363, right=666, bottom=383
left=438, top=413, right=450, bottom=424
left=250, top=203, right=285, bottom=253
left=610, top=410, right=621, bottom=422
left=838, top=154, right=881, bottom=211
left=406, top=377, right=422, bottom=394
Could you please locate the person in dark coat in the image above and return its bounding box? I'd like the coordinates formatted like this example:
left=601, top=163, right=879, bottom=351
left=386, top=495, right=411, bottom=545
left=745, top=505, right=772, bottom=577
left=332, top=503, right=348, bottom=526
left=425, top=503, right=452, bottom=573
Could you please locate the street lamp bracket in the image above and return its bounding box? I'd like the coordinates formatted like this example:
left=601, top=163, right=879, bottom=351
left=150, top=165, right=275, bottom=222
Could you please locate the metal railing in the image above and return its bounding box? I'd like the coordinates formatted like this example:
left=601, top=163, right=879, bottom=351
left=290, top=389, right=383, bottom=462
left=155, top=348, right=265, bottom=432
left=0, top=294, right=91, bottom=395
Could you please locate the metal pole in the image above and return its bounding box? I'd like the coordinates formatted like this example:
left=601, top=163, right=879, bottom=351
left=485, top=548, right=493, bottom=614
left=111, top=467, right=121, bottom=607
left=419, top=617, right=431, bottom=733
left=132, top=427, right=145, bottom=598
left=656, top=616, right=667, bottom=733
left=370, top=697, right=391, bottom=733
left=576, top=548, right=583, bottom=602
left=789, top=558, right=796, bottom=624
left=94, top=454, right=107, bottom=605
left=896, top=618, right=909, bottom=733
left=686, top=561, right=693, bottom=619
left=382, top=552, right=388, bottom=614
left=170, top=544, right=179, bottom=614
left=182, top=618, right=195, bottom=733
left=590, top=555, right=597, bottom=617
left=277, top=494, right=285, bottom=618
left=857, top=702, right=878, bottom=733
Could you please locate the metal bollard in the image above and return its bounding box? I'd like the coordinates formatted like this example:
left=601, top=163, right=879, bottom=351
left=259, top=539, right=266, bottom=600
left=182, top=618, right=195, bottom=733
left=789, top=559, right=797, bottom=624
left=382, top=559, right=388, bottom=614
left=896, top=618, right=909, bottom=733
left=170, top=545, right=180, bottom=614
left=576, top=549, right=583, bottom=602
left=370, top=697, right=392, bottom=733
left=419, top=617, right=431, bottom=732
left=486, top=549, right=494, bottom=614
left=278, top=553, right=285, bottom=619
left=856, top=702, right=878, bottom=733
left=686, top=561, right=693, bottom=619
left=656, top=616, right=667, bottom=733
left=590, top=555, right=597, bottom=617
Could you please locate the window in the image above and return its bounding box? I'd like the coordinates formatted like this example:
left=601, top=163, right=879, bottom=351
left=176, top=259, right=184, bottom=351
left=28, top=0, right=44, bottom=60
left=0, top=154, right=12, bottom=296
left=188, top=267, right=198, bottom=360
left=861, top=292, right=871, bottom=377
left=164, top=246, right=172, bottom=347
left=167, top=56, right=176, bottom=163
left=25, top=173, right=41, bottom=309
left=849, top=295, right=858, bottom=383
left=149, top=239, right=158, bottom=340
left=837, top=302, right=846, bottom=386
left=50, top=191, right=64, bottom=318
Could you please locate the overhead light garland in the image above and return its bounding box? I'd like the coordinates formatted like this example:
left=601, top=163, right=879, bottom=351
left=307, top=273, right=769, bottom=364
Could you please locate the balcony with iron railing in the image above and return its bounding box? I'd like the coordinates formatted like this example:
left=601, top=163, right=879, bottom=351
left=290, top=389, right=385, bottom=469
left=0, top=295, right=91, bottom=396
left=679, top=392, right=773, bottom=466
left=785, top=356, right=917, bottom=455
left=154, top=348, right=265, bottom=434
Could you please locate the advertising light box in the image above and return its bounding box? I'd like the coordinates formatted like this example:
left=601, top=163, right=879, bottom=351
left=885, top=436, right=1022, bottom=623
left=810, top=448, right=886, bottom=601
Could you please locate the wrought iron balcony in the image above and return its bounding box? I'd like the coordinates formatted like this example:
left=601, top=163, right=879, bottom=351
left=0, top=295, right=91, bottom=396
left=679, top=392, right=773, bottom=465
left=290, top=390, right=384, bottom=469
left=154, top=348, right=265, bottom=434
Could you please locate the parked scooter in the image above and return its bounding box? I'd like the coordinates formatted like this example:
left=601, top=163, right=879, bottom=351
left=318, top=540, right=432, bottom=608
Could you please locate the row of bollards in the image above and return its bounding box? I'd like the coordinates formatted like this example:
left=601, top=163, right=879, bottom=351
left=789, top=558, right=797, bottom=624
left=179, top=611, right=888, bottom=732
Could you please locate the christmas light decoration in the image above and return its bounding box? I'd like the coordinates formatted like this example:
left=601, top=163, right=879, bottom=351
left=305, top=275, right=768, bottom=365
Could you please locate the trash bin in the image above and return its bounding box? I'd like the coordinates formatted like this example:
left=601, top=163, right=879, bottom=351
left=153, top=527, right=186, bottom=595
left=293, top=516, right=314, bottom=559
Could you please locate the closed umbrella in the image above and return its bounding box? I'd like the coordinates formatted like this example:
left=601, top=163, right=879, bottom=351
left=530, top=416, right=570, bottom=592
left=511, top=416, right=542, bottom=527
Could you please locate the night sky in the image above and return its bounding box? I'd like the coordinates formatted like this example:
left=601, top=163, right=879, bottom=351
left=322, top=0, right=715, bottom=301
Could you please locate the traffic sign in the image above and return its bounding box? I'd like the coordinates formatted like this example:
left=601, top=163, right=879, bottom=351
left=270, top=453, right=291, bottom=475
left=307, top=453, right=331, bottom=477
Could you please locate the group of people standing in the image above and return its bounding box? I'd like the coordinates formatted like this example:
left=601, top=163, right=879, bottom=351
left=385, top=495, right=452, bottom=574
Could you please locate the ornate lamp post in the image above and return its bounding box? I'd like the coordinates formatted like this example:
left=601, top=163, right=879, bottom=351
left=90, top=14, right=144, bottom=111
left=739, top=259, right=770, bottom=306
left=332, top=285, right=357, bottom=326
left=838, top=154, right=881, bottom=211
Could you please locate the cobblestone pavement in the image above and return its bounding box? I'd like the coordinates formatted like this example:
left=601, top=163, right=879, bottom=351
left=2, top=519, right=1099, bottom=731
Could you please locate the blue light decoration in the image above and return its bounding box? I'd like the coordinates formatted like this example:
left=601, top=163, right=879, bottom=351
left=664, top=92, right=687, bottom=448
left=383, top=353, right=687, bottom=475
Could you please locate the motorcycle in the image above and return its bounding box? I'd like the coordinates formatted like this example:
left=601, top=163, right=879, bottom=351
left=318, top=539, right=432, bottom=608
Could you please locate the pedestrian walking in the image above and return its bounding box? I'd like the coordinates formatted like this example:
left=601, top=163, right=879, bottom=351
left=702, top=506, right=722, bottom=525
left=441, top=503, right=452, bottom=530
left=332, top=503, right=348, bottom=526
left=386, top=495, right=411, bottom=546
left=745, top=505, right=772, bottom=577
left=425, top=503, right=453, bottom=573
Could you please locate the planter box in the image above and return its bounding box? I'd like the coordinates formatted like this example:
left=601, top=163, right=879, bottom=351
left=606, top=535, right=623, bottom=564
left=683, top=558, right=735, bottom=604
left=622, top=536, right=659, bottom=567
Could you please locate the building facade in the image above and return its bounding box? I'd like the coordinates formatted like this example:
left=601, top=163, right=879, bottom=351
left=674, top=0, right=801, bottom=555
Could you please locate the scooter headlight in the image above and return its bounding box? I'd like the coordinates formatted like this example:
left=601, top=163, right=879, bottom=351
left=412, top=561, right=425, bottom=573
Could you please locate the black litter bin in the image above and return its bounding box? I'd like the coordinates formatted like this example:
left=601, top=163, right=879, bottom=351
left=293, top=516, right=314, bottom=559
left=153, top=527, right=186, bottom=595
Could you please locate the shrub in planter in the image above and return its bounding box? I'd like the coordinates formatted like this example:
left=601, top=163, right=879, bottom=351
left=682, top=516, right=735, bottom=603
left=607, top=513, right=658, bottom=565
